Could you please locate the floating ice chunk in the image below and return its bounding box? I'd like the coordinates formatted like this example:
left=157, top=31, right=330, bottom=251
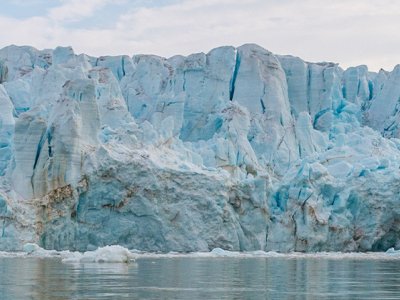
left=23, top=243, right=59, bottom=257
left=22, top=243, right=38, bottom=254
left=61, top=245, right=136, bottom=263
left=23, top=243, right=136, bottom=263
left=386, top=248, right=400, bottom=255
left=210, top=248, right=240, bottom=257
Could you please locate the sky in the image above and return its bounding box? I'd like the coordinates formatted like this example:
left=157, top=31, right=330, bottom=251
left=0, top=0, right=399, bottom=71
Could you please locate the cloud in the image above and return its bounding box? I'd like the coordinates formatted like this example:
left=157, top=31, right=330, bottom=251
left=109, top=0, right=400, bottom=70
left=48, top=0, right=114, bottom=22
left=0, top=16, right=51, bottom=46
left=0, top=0, right=399, bottom=71
left=5, top=0, right=56, bottom=5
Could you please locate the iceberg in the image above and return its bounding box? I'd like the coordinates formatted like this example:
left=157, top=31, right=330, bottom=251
left=1, top=44, right=400, bottom=253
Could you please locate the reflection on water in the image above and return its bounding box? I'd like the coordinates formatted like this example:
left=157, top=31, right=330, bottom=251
left=1, top=257, right=400, bottom=299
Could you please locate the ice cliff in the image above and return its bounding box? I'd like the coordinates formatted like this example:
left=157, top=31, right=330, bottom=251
left=1, top=44, right=400, bottom=252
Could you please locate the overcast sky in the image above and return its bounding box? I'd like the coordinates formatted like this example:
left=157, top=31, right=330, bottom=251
left=1, top=0, right=399, bottom=71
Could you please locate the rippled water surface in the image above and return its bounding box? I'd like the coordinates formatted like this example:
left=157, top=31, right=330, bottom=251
left=1, top=256, right=400, bottom=299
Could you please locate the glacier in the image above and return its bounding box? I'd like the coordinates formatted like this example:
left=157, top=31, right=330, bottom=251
left=1, top=43, right=400, bottom=253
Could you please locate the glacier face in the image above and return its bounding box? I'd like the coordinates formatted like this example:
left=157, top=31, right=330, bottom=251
left=1, top=44, right=400, bottom=252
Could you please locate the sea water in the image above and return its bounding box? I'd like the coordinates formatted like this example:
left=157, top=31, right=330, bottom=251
left=1, top=252, right=400, bottom=299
